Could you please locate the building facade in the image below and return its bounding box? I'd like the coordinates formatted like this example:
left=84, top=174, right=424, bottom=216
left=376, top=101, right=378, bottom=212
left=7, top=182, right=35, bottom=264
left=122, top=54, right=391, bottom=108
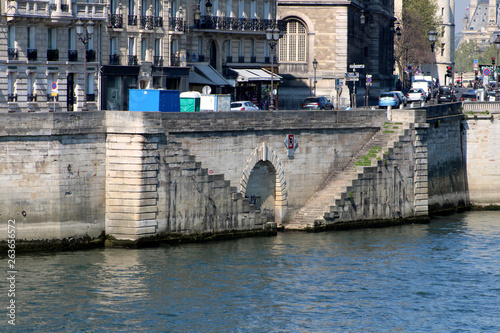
left=1, top=0, right=282, bottom=113
left=277, top=0, right=398, bottom=108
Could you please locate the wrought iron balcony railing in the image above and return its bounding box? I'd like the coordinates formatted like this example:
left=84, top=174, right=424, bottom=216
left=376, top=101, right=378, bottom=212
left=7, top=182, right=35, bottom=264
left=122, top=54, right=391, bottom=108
left=68, top=50, right=78, bottom=62
left=47, top=49, right=59, bottom=61
left=171, top=54, right=181, bottom=66
left=27, top=94, right=37, bottom=102
left=86, top=94, right=96, bottom=102
left=8, top=94, right=17, bottom=102
left=128, top=55, right=138, bottom=66
left=28, top=49, right=38, bottom=61
left=195, top=17, right=285, bottom=33
left=153, top=56, right=163, bottom=66
left=169, top=17, right=184, bottom=31
left=8, top=48, right=18, bottom=60
left=109, top=14, right=123, bottom=28
left=109, top=54, right=120, bottom=65
left=226, top=56, right=233, bottom=63
left=128, top=15, right=138, bottom=26
left=86, top=50, right=96, bottom=62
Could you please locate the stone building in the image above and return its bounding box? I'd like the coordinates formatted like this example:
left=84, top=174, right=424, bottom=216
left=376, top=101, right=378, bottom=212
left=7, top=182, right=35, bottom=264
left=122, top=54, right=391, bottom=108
left=0, top=0, right=282, bottom=112
left=277, top=0, right=398, bottom=108
left=461, top=0, right=498, bottom=50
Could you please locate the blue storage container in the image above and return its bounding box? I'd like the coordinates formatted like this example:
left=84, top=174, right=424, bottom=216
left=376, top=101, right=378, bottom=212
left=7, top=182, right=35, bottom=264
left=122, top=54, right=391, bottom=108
left=129, top=89, right=180, bottom=112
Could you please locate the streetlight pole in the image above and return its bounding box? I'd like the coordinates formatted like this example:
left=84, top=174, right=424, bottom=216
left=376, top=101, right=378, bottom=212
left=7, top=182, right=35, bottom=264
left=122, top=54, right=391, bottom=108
left=76, top=20, right=94, bottom=111
left=266, top=27, right=280, bottom=110
left=428, top=30, right=437, bottom=104
left=494, top=34, right=500, bottom=101
left=313, top=59, right=318, bottom=96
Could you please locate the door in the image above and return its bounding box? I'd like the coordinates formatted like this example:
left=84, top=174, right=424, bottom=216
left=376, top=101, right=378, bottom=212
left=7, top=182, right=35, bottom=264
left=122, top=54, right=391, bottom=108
left=67, top=74, right=75, bottom=111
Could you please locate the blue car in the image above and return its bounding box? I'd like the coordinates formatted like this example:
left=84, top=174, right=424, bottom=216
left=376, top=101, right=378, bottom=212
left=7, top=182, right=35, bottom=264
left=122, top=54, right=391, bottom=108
left=378, top=92, right=400, bottom=108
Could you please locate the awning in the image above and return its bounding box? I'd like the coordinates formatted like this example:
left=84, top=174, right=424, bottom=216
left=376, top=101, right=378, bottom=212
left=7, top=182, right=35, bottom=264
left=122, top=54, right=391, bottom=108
left=230, top=68, right=282, bottom=82
left=191, top=64, right=231, bottom=86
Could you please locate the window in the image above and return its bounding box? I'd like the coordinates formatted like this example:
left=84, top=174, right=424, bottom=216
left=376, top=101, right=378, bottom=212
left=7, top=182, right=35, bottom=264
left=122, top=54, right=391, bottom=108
left=251, top=0, right=256, bottom=19
left=129, top=0, right=135, bottom=15
left=27, top=73, right=36, bottom=101
left=8, top=72, right=17, bottom=101
left=48, top=28, right=57, bottom=49
left=8, top=26, right=15, bottom=49
left=154, top=39, right=161, bottom=57
left=238, top=0, right=244, bottom=18
left=279, top=19, right=307, bottom=62
left=225, top=40, right=231, bottom=57
left=110, top=37, right=118, bottom=55
left=129, top=38, right=136, bottom=56
left=226, top=0, right=232, bottom=17
left=264, top=1, right=270, bottom=20
left=87, top=73, right=94, bottom=95
left=28, top=27, right=36, bottom=49
left=141, top=38, right=148, bottom=61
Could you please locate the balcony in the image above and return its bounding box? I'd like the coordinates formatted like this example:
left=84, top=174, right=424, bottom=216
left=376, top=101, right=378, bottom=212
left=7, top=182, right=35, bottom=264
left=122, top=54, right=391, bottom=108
left=86, top=50, right=96, bottom=62
left=238, top=56, right=245, bottom=63
left=169, top=18, right=184, bottom=31
left=28, top=49, right=38, bottom=61
left=27, top=94, right=37, bottom=102
left=128, top=15, right=138, bottom=26
left=68, top=50, right=78, bottom=62
left=109, top=54, right=120, bottom=65
left=8, top=1, right=108, bottom=24
left=251, top=56, right=256, bottom=63
left=153, top=56, right=163, bottom=66
left=8, top=94, right=18, bottom=102
left=140, top=16, right=154, bottom=30
left=128, top=55, right=138, bottom=66
left=195, top=17, right=286, bottom=33
left=47, top=49, right=59, bottom=61
left=86, top=94, right=96, bottom=102
left=8, top=48, right=18, bottom=60
left=171, top=54, right=181, bottom=66
left=109, top=14, right=123, bottom=28
left=226, top=56, right=233, bottom=63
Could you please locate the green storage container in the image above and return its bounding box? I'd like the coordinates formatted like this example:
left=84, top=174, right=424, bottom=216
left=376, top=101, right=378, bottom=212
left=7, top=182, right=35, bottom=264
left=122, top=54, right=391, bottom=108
left=180, top=91, right=201, bottom=112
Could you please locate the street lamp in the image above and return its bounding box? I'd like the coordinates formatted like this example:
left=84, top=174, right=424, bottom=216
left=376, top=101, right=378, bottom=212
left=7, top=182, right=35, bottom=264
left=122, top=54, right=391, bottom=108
left=428, top=29, right=437, bottom=104
left=76, top=19, right=94, bottom=111
left=493, top=34, right=500, bottom=101
left=266, top=27, right=280, bottom=110
left=312, top=58, right=318, bottom=96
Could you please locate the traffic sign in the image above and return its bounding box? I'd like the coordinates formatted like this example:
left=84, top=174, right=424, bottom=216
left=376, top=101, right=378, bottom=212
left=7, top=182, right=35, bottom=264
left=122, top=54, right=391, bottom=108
left=345, top=72, right=360, bottom=78
left=366, top=77, right=372, bottom=84
left=483, top=68, right=491, bottom=76
left=349, top=64, right=365, bottom=69
left=51, top=82, right=58, bottom=96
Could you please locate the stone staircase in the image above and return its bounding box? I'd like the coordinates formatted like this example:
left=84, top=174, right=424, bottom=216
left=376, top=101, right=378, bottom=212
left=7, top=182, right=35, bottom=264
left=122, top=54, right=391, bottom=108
left=285, top=121, right=410, bottom=230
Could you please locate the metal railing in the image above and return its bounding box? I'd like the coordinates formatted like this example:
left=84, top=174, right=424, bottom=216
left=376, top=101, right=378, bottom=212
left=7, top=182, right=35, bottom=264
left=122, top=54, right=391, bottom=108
left=195, top=17, right=285, bottom=33
left=109, top=54, right=120, bottom=65
left=47, top=49, right=59, bottom=61
left=109, top=14, right=123, bottom=28
left=68, top=50, right=78, bottom=62
left=8, top=48, right=18, bottom=60
left=28, top=49, right=38, bottom=61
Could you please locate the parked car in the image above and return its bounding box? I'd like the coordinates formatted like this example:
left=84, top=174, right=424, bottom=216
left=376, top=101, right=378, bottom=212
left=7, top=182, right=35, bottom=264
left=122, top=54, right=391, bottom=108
left=412, top=80, right=432, bottom=100
left=378, top=92, right=400, bottom=108
left=459, top=92, right=477, bottom=102
left=388, top=91, right=407, bottom=107
left=436, top=86, right=456, bottom=103
left=406, top=88, right=426, bottom=104
left=301, top=96, right=334, bottom=110
left=230, top=101, right=259, bottom=111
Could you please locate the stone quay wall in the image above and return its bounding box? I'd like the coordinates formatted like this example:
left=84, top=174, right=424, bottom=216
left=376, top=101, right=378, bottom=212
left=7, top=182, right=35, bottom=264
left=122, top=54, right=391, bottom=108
left=1, top=105, right=497, bottom=246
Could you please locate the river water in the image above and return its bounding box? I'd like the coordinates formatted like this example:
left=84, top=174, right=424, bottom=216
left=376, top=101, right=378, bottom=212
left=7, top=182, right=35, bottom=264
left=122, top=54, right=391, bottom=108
left=3, top=211, right=500, bottom=332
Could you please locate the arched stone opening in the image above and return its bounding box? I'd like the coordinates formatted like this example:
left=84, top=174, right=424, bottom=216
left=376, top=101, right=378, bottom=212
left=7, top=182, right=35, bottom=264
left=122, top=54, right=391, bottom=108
left=239, top=143, right=287, bottom=224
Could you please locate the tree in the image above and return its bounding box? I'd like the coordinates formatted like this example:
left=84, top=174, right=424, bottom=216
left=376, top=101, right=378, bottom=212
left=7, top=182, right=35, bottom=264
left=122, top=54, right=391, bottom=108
left=455, top=40, right=498, bottom=73
left=394, top=0, right=442, bottom=86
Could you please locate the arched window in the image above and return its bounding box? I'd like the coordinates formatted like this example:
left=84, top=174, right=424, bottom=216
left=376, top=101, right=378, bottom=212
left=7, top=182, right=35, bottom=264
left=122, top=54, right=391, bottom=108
left=278, top=19, right=307, bottom=62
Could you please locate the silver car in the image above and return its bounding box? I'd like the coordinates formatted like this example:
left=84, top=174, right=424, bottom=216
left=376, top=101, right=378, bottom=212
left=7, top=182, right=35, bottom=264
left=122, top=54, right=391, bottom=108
left=406, top=88, right=426, bottom=104
left=388, top=91, right=407, bottom=108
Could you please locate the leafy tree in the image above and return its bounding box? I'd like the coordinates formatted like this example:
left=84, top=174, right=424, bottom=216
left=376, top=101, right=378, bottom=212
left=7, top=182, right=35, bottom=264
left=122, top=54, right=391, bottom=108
left=394, top=0, right=442, bottom=84
left=455, top=40, right=498, bottom=73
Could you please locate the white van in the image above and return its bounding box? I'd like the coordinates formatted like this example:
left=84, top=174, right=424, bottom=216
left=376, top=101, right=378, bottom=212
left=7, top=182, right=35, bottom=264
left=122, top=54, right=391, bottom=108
left=412, top=80, right=432, bottom=100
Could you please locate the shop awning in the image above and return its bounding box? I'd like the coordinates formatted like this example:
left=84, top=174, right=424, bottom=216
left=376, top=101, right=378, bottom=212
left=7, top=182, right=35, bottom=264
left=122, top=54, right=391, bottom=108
left=230, top=68, right=282, bottom=82
left=190, top=64, right=231, bottom=86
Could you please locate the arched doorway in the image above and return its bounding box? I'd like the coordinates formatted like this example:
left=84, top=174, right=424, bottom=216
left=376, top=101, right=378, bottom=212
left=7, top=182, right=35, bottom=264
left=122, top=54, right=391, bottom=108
left=209, top=40, right=217, bottom=69
left=239, top=143, right=288, bottom=224
left=245, top=161, right=276, bottom=221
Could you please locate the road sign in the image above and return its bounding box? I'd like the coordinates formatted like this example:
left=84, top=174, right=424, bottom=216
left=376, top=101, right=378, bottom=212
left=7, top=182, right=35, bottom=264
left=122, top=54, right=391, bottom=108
left=51, top=82, right=58, bottom=96
left=366, top=77, right=372, bottom=84
left=483, top=68, right=491, bottom=76
left=345, top=72, right=360, bottom=78
left=349, top=64, right=365, bottom=69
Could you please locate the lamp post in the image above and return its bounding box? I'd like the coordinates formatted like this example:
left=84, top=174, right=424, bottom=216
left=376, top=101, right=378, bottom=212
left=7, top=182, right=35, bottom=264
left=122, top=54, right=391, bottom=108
left=494, top=34, right=500, bottom=101
left=266, top=27, right=280, bottom=110
left=428, top=29, right=437, bottom=104
left=76, top=19, right=94, bottom=111
left=313, top=58, right=318, bottom=96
